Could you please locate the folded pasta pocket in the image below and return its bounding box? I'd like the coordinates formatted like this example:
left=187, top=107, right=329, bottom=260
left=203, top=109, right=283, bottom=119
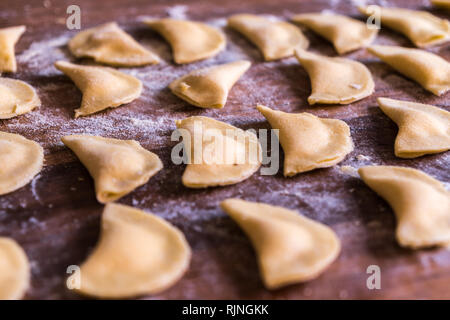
left=292, top=13, right=377, bottom=55
left=0, top=131, right=43, bottom=195
left=55, top=61, right=142, bottom=117
left=295, top=49, right=374, bottom=105
left=0, top=25, right=25, bottom=73
left=377, top=97, right=450, bottom=158
left=359, top=166, right=450, bottom=249
left=367, top=45, right=450, bottom=96
left=175, top=116, right=261, bottom=188
left=257, top=105, right=353, bottom=176
left=68, top=22, right=159, bottom=66
left=228, top=14, right=309, bottom=61
left=169, top=60, right=250, bottom=109
left=432, top=0, right=450, bottom=9
left=144, top=18, right=225, bottom=64
left=62, top=135, right=163, bottom=203
left=359, top=6, right=450, bottom=48
left=75, top=203, right=191, bottom=299
left=0, top=237, right=30, bottom=300
left=0, top=78, right=40, bottom=119
left=221, top=198, right=340, bottom=289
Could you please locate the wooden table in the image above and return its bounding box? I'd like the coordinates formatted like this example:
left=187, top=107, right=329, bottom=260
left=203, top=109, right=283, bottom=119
left=0, top=0, right=449, bottom=300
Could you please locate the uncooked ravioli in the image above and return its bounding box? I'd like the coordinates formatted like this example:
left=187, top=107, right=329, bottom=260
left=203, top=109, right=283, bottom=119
left=54, top=60, right=142, bottom=117
left=169, top=60, right=251, bottom=109
left=68, top=22, right=159, bottom=66
left=221, top=198, right=340, bottom=289
left=228, top=14, right=309, bottom=61
left=144, top=18, right=225, bottom=64
left=359, top=166, right=450, bottom=249
left=0, top=131, right=44, bottom=195
left=0, top=25, right=25, bottom=73
left=367, top=45, right=450, bottom=96
left=0, top=78, right=40, bottom=119
left=295, top=49, right=374, bottom=105
left=62, top=135, right=163, bottom=203
left=292, top=13, right=378, bottom=55
left=175, top=116, right=261, bottom=188
left=75, top=203, right=191, bottom=298
left=0, top=237, right=30, bottom=300
left=359, top=6, right=450, bottom=48
left=377, top=97, right=450, bottom=158
left=257, top=105, right=353, bottom=176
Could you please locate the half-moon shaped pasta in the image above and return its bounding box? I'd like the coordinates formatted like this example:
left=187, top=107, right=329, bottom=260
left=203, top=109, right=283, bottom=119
left=169, top=60, right=251, bottom=109
left=144, top=18, right=225, bottom=64
left=68, top=22, right=159, bottom=66
left=359, top=166, right=450, bottom=249
left=295, top=49, right=374, bottom=104
left=75, top=203, right=191, bottom=298
left=292, top=13, right=377, bottom=55
left=221, top=198, right=340, bottom=289
left=228, top=14, right=309, bottom=61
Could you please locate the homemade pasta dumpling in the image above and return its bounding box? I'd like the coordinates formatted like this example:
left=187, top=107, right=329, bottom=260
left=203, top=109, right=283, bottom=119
left=0, top=237, right=30, bottom=300
left=432, top=0, right=450, bottom=9
left=0, top=131, right=43, bottom=195
left=359, top=166, right=450, bottom=249
left=0, top=78, right=40, bottom=119
left=169, top=60, right=251, bottom=109
left=68, top=22, right=159, bottom=66
left=175, top=116, right=261, bottom=188
left=367, top=45, right=450, bottom=96
left=55, top=61, right=142, bottom=117
left=295, top=49, right=374, bottom=105
left=228, top=14, right=309, bottom=61
left=257, top=105, right=353, bottom=176
left=359, top=6, right=450, bottom=48
left=292, top=13, right=378, bottom=55
left=0, top=25, right=25, bottom=73
left=144, top=18, right=225, bottom=64
left=62, top=135, right=163, bottom=203
left=75, top=203, right=191, bottom=298
left=377, top=97, right=450, bottom=158
left=221, top=199, right=340, bottom=289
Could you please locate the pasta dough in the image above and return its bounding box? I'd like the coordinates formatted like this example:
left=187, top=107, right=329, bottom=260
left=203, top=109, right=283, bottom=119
left=221, top=199, right=340, bottom=289
left=292, top=13, right=378, bottom=55
left=0, top=131, right=43, bottom=195
left=0, top=78, right=41, bottom=119
left=68, top=22, right=159, bottom=66
left=0, top=25, right=25, bottom=73
left=144, top=18, right=225, bottom=64
left=175, top=116, right=261, bottom=188
left=228, top=14, right=309, bottom=61
left=377, top=97, right=450, bottom=158
left=359, top=166, right=450, bottom=249
left=55, top=61, right=142, bottom=117
left=169, top=60, right=251, bottom=109
left=367, top=45, right=450, bottom=96
left=295, top=49, right=374, bottom=105
left=257, top=105, right=353, bottom=176
left=432, top=0, right=450, bottom=9
left=359, top=6, right=450, bottom=48
left=75, top=203, right=191, bottom=298
left=0, top=237, right=30, bottom=300
left=62, top=135, right=163, bottom=203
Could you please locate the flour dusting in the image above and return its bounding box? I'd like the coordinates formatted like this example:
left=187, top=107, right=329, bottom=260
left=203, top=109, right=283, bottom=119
left=17, top=33, right=72, bottom=76
left=166, top=5, right=188, bottom=19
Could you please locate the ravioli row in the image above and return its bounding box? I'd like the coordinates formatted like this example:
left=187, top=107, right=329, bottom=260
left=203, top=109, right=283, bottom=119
left=2, top=7, right=450, bottom=118
left=2, top=160, right=449, bottom=299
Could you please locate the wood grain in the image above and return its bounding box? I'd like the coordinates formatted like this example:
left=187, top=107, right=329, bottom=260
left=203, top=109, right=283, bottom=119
left=0, top=0, right=449, bottom=299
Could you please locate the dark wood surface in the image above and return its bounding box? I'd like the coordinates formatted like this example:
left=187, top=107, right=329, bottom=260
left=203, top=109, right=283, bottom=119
left=0, top=0, right=449, bottom=300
